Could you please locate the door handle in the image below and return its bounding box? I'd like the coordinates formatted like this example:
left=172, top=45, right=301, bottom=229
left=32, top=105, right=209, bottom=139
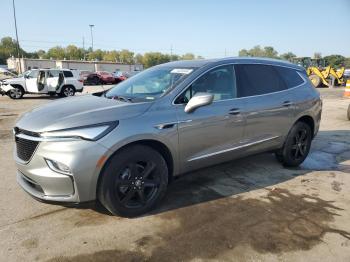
left=282, top=101, right=293, bottom=107
left=229, top=108, right=241, bottom=115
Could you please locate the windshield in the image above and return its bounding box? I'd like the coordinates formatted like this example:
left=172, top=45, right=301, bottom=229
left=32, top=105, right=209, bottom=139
left=105, top=66, right=195, bottom=102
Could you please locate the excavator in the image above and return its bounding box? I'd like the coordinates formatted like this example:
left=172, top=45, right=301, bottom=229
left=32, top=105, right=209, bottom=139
left=291, top=57, right=345, bottom=88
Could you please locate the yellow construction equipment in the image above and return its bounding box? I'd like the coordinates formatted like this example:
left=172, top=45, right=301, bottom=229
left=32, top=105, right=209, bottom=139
left=329, top=67, right=345, bottom=86
left=291, top=57, right=345, bottom=88
left=291, top=57, right=330, bottom=87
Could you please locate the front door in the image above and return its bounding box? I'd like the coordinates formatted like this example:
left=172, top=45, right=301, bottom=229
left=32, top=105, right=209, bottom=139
left=25, top=70, right=39, bottom=93
left=175, top=65, right=246, bottom=173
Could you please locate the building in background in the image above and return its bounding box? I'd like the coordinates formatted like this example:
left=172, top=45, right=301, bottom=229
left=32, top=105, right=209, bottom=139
left=7, top=57, right=143, bottom=73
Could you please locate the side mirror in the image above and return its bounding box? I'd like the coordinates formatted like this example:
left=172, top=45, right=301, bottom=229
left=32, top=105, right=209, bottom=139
left=184, top=92, right=214, bottom=113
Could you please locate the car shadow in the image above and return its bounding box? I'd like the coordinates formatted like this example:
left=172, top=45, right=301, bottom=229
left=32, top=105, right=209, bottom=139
left=20, top=96, right=60, bottom=100
left=84, top=130, right=350, bottom=216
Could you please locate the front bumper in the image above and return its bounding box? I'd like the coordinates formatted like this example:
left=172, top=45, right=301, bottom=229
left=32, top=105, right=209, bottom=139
left=15, top=138, right=109, bottom=203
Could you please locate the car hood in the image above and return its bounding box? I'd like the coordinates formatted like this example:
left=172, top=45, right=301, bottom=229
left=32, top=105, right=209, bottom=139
left=16, top=94, right=153, bottom=133
left=2, top=77, right=24, bottom=84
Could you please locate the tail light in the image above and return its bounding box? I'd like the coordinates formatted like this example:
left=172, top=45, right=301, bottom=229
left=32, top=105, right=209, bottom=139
left=78, top=79, right=84, bottom=83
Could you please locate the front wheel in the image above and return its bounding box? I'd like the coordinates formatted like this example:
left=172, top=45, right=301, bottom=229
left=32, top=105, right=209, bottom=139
left=8, top=86, right=24, bottom=99
left=98, top=145, right=168, bottom=217
left=275, top=122, right=312, bottom=167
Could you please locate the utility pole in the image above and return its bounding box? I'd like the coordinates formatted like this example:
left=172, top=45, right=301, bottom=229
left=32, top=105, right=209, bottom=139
left=170, top=45, right=173, bottom=61
left=12, top=0, right=22, bottom=73
left=82, top=36, right=86, bottom=60
left=224, top=48, right=227, bottom=57
left=89, top=24, right=94, bottom=52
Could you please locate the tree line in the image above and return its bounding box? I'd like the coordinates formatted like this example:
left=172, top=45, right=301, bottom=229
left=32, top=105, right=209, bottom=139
left=0, top=37, right=349, bottom=69
left=0, top=37, right=201, bottom=68
left=239, top=45, right=350, bottom=68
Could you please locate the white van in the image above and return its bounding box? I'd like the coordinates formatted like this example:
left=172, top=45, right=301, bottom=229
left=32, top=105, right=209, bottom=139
left=0, top=69, right=84, bottom=99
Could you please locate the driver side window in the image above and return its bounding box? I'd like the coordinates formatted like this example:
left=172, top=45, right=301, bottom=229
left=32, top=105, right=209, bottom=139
left=176, top=65, right=236, bottom=104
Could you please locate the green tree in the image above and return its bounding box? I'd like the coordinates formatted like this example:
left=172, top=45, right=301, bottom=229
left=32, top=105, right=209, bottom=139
left=238, top=49, right=249, bottom=56
left=181, top=53, right=195, bottom=60
left=238, top=45, right=278, bottom=58
left=344, top=58, right=350, bottom=68
left=280, top=52, right=296, bottom=61
left=142, top=52, right=171, bottom=68
left=324, top=55, right=346, bottom=68
left=65, top=45, right=84, bottom=60
left=313, top=52, right=322, bottom=59
left=134, top=53, right=143, bottom=64
left=103, top=50, right=120, bottom=62
left=119, top=49, right=134, bottom=64
left=45, top=46, right=66, bottom=59
left=87, top=49, right=104, bottom=61
left=0, top=37, right=27, bottom=64
left=263, top=46, right=278, bottom=58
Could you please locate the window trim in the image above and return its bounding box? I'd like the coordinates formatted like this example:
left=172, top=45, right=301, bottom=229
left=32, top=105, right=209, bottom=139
left=173, top=63, right=237, bottom=104
left=172, top=62, right=307, bottom=105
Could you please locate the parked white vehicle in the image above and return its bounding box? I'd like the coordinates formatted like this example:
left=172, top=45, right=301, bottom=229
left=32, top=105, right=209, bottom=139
left=0, top=69, right=84, bottom=99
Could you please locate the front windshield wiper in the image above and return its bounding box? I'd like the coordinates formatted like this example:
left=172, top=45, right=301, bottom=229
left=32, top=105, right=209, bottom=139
left=110, top=95, right=133, bottom=103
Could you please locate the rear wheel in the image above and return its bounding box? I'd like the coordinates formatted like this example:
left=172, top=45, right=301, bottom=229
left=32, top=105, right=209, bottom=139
left=98, top=145, right=168, bottom=217
left=275, top=121, right=312, bottom=167
left=8, top=86, right=24, bottom=99
left=60, top=86, right=75, bottom=97
left=309, top=74, right=321, bottom=88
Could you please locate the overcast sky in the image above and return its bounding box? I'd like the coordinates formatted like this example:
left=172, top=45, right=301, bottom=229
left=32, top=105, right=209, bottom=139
left=1, top=0, right=350, bottom=58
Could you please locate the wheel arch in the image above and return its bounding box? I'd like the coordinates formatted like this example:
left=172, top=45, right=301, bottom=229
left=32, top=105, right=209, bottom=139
left=9, top=84, right=25, bottom=92
left=295, top=115, right=315, bottom=137
left=59, top=84, right=76, bottom=92
left=96, top=139, right=175, bottom=196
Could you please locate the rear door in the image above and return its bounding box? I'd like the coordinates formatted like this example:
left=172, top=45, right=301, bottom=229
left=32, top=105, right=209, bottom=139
left=46, top=70, right=60, bottom=92
left=175, top=64, right=246, bottom=172
left=234, top=64, right=295, bottom=152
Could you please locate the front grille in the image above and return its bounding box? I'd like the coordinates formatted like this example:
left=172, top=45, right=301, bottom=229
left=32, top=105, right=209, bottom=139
left=14, top=128, right=40, bottom=162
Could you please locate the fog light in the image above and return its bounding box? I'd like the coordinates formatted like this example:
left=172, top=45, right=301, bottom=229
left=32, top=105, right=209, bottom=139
left=45, top=158, right=71, bottom=175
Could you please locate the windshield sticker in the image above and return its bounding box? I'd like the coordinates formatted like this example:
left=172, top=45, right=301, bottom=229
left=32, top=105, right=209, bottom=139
left=171, top=68, right=193, bottom=75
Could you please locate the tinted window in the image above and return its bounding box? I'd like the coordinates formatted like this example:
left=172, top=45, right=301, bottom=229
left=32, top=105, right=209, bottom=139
left=235, top=64, right=287, bottom=97
left=274, top=66, right=304, bottom=88
left=176, top=65, right=236, bottom=103
left=63, top=71, right=73, bottom=77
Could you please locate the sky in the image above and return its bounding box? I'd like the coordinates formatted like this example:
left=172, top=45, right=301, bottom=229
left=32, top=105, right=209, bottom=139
left=1, top=0, right=350, bottom=58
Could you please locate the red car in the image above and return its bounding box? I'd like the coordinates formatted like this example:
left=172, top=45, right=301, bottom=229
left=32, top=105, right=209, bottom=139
left=82, top=71, right=116, bottom=85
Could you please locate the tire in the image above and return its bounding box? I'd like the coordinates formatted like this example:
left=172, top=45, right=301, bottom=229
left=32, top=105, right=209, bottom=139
left=93, top=76, right=101, bottom=85
left=347, top=104, right=350, bottom=121
left=8, top=85, right=24, bottom=99
left=98, top=145, right=168, bottom=217
left=275, top=121, right=312, bottom=167
left=309, top=74, right=321, bottom=88
left=60, top=86, right=75, bottom=97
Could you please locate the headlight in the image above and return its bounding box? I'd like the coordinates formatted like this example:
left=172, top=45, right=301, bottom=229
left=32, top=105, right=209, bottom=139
left=40, top=121, right=118, bottom=141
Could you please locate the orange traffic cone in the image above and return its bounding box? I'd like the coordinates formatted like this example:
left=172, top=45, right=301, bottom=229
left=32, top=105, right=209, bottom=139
left=344, top=80, right=350, bottom=97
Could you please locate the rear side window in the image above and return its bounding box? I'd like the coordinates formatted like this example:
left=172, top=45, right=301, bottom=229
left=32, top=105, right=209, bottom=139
left=63, top=71, right=73, bottom=78
left=274, top=66, right=304, bottom=88
left=235, top=64, right=287, bottom=97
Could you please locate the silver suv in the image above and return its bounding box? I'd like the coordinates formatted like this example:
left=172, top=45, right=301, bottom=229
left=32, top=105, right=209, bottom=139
left=14, top=58, right=322, bottom=217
